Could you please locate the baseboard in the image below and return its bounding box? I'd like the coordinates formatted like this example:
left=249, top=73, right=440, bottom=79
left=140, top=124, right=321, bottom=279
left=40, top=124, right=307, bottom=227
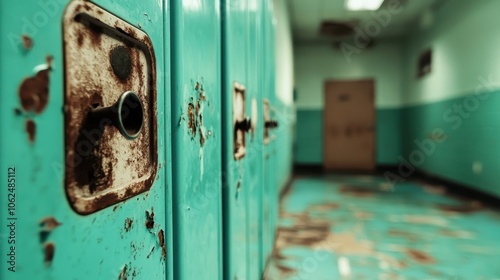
left=413, top=169, right=500, bottom=211
left=293, top=163, right=399, bottom=176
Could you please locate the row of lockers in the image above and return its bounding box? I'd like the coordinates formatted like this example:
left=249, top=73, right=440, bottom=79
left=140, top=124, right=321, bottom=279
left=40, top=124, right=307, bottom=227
left=0, top=0, right=294, bottom=279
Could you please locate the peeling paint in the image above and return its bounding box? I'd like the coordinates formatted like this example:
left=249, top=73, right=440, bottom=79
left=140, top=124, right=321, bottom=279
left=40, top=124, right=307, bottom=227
left=124, top=218, right=133, bottom=232
left=39, top=217, right=61, bottom=243
left=158, top=229, right=166, bottom=259
left=145, top=209, right=155, bottom=229
left=119, top=265, right=128, bottom=280
left=187, top=103, right=196, bottom=137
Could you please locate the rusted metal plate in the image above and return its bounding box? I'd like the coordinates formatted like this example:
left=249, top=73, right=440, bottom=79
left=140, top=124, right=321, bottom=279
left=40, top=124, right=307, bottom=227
left=233, top=82, right=247, bottom=160
left=263, top=98, right=270, bottom=145
left=63, top=1, right=157, bottom=214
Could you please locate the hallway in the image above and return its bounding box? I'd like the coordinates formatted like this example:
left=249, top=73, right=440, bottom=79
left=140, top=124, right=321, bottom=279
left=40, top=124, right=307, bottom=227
left=265, top=175, right=500, bottom=280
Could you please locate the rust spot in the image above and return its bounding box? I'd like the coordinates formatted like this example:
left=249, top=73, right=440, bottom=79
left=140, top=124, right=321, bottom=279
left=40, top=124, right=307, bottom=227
left=124, top=218, right=133, bottom=232
left=44, top=242, right=55, bottom=265
left=158, top=229, right=166, bottom=259
left=46, top=55, right=53, bottom=67
left=199, top=91, right=206, bottom=101
left=26, top=119, right=36, bottom=143
left=194, top=82, right=200, bottom=90
left=199, top=127, right=205, bottom=146
left=339, top=185, right=376, bottom=197
left=89, top=193, right=119, bottom=212
left=113, top=205, right=119, bottom=211
left=88, top=21, right=103, bottom=45
left=18, top=63, right=51, bottom=114
left=22, top=34, right=33, bottom=50
left=77, top=31, right=84, bottom=47
left=39, top=217, right=62, bottom=243
left=40, top=217, right=61, bottom=231
left=198, top=111, right=205, bottom=146
left=406, top=249, right=435, bottom=264
left=187, top=103, right=196, bottom=137
left=145, top=209, right=154, bottom=229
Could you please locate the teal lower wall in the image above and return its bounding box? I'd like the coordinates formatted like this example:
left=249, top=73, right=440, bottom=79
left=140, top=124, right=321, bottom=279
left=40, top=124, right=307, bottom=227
left=295, top=108, right=401, bottom=165
left=295, top=110, right=323, bottom=164
left=401, top=90, right=500, bottom=196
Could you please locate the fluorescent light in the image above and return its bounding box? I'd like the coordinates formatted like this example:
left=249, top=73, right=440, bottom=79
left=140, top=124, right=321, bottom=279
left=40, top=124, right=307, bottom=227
left=346, top=0, right=385, bottom=11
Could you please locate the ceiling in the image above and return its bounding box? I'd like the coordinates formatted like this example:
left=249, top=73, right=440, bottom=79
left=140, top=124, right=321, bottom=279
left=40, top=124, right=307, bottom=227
left=289, top=0, right=442, bottom=43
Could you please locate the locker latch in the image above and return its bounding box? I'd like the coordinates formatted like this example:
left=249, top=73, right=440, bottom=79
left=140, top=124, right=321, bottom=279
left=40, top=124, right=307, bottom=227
left=233, top=83, right=250, bottom=160
left=63, top=1, right=158, bottom=214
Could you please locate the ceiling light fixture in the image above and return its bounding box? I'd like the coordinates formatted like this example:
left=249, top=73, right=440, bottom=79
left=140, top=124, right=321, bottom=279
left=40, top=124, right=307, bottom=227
left=345, top=0, right=385, bottom=11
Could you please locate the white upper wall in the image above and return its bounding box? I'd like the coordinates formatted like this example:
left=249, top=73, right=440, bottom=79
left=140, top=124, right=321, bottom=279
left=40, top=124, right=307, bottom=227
left=273, top=0, right=294, bottom=106
left=294, top=40, right=403, bottom=109
left=402, top=0, right=500, bottom=106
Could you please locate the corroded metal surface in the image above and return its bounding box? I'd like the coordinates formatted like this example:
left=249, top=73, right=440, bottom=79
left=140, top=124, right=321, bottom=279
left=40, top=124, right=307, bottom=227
left=63, top=1, right=157, bottom=214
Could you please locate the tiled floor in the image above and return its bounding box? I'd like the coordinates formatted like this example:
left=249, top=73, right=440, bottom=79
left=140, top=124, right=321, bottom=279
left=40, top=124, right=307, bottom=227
left=265, top=175, right=500, bottom=280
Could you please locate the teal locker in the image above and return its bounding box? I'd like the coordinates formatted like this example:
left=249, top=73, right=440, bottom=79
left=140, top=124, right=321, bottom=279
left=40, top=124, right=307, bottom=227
left=169, top=0, right=223, bottom=279
left=246, top=0, right=265, bottom=279
left=261, top=0, right=278, bottom=270
left=0, top=0, right=171, bottom=279
left=221, top=1, right=250, bottom=279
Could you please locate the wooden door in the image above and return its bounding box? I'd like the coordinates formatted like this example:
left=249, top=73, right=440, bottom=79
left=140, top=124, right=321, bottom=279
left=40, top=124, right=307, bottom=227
left=324, top=80, right=376, bottom=170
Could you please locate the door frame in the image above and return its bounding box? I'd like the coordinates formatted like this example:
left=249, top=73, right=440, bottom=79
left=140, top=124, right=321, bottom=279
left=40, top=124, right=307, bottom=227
left=322, top=79, right=377, bottom=171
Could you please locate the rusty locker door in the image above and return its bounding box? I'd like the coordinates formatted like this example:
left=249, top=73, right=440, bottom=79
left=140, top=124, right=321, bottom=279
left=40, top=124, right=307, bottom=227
left=323, top=80, right=376, bottom=171
left=0, top=1, right=171, bottom=279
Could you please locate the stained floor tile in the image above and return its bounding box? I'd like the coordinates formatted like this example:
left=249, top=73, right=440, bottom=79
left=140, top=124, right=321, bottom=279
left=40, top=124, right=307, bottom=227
left=265, top=175, right=500, bottom=280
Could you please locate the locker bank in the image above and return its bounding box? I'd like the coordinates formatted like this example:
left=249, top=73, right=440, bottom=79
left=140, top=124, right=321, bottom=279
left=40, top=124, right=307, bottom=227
left=2, top=0, right=500, bottom=279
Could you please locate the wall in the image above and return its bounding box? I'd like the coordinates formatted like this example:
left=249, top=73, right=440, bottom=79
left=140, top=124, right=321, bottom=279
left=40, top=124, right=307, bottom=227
left=294, top=41, right=402, bottom=165
left=400, top=0, right=500, bottom=196
left=273, top=0, right=295, bottom=187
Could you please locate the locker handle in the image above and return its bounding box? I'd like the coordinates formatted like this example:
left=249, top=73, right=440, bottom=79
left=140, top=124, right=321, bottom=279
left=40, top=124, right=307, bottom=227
left=88, top=91, right=144, bottom=140
left=235, top=116, right=252, bottom=133
left=265, top=120, right=278, bottom=129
